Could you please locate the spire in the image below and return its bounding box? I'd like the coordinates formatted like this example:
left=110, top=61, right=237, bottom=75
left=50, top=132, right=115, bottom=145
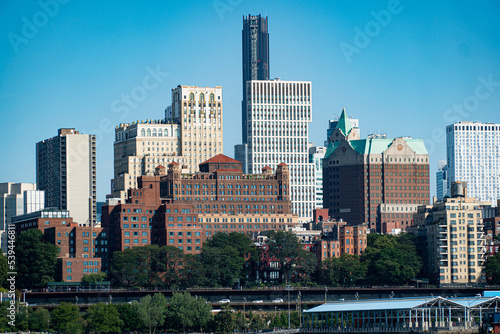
left=336, top=108, right=352, bottom=136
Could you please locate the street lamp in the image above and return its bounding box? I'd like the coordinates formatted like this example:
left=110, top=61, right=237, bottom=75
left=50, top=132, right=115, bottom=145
left=286, top=285, right=292, bottom=329
left=325, top=286, right=328, bottom=303
left=298, top=291, right=302, bottom=328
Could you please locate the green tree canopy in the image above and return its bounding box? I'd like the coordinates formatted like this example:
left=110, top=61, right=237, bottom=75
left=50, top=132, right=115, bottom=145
left=267, top=230, right=317, bottom=284
left=362, top=233, right=422, bottom=286
left=15, top=229, right=59, bottom=289
left=167, top=292, right=212, bottom=332
left=0, top=253, right=7, bottom=287
left=86, top=303, right=123, bottom=333
left=81, top=272, right=107, bottom=284
left=321, top=253, right=366, bottom=287
left=200, top=245, right=244, bottom=287
left=214, top=303, right=236, bottom=334
left=135, top=293, right=168, bottom=334
left=50, top=302, right=83, bottom=334
left=116, top=303, right=142, bottom=333
left=484, top=252, right=500, bottom=284
left=28, top=308, right=50, bottom=332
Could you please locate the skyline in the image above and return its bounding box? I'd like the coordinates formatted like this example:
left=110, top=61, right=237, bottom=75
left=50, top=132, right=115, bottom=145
left=1, top=1, right=500, bottom=202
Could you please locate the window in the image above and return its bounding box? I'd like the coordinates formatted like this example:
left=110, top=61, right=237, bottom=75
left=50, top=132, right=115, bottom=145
left=67, top=276, right=72, bottom=281
left=67, top=261, right=72, bottom=266
left=67, top=268, right=72, bottom=273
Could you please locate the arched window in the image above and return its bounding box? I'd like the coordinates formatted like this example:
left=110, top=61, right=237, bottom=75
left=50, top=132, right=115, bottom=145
left=209, top=93, right=215, bottom=102
left=141, top=129, right=145, bottom=137
left=152, top=128, right=157, bottom=136
left=147, top=128, right=151, bottom=136
left=189, top=93, right=194, bottom=102
left=164, top=129, right=168, bottom=137
left=199, top=93, right=205, bottom=103
left=158, top=129, right=163, bottom=137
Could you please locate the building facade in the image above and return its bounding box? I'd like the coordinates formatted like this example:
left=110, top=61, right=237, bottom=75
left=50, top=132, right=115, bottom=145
left=242, top=14, right=269, bottom=145
left=0, top=182, right=44, bottom=252
left=112, top=85, right=223, bottom=200
left=323, top=109, right=430, bottom=231
left=12, top=208, right=106, bottom=282
left=411, top=185, right=488, bottom=285
left=112, top=119, right=183, bottom=200
left=309, top=145, right=326, bottom=209
left=447, top=121, right=500, bottom=205
left=436, top=160, right=448, bottom=200
left=244, top=79, right=315, bottom=221
left=36, top=128, right=96, bottom=225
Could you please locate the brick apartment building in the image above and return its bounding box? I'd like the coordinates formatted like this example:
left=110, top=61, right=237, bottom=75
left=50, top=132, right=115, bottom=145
left=102, top=155, right=298, bottom=265
left=12, top=208, right=106, bottom=282
left=322, top=109, right=430, bottom=232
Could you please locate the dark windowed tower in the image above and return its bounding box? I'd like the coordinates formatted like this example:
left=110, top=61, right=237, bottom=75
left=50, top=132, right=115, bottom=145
left=242, top=14, right=269, bottom=144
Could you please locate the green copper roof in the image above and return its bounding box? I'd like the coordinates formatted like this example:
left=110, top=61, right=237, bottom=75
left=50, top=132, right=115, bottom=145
left=335, top=108, right=352, bottom=136
left=324, top=138, right=428, bottom=158
left=405, top=139, right=428, bottom=155
left=324, top=141, right=340, bottom=160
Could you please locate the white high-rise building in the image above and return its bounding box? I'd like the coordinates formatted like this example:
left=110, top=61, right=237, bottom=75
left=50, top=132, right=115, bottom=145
left=436, top=160, right=448, bottom=200
left=245, top=79, right=315, bottom=221
left=308, top=145, right=326, bottom=209
left=0, top=183, right=44, bottom=252
left=446, top=121, right=500, bottom=205
left=37, top=128, right=96, bottom=225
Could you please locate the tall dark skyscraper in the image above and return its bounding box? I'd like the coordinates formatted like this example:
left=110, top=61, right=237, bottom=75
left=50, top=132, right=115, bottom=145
left=241, top=14, right=269, bottom=144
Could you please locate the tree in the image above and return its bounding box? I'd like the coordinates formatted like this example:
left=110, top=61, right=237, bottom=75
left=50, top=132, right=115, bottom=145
left=484, top=252, right=500, bottom=284
left=167, top=292, right=212, bottom=332
left=362, top=233, right=422, bottom=286
left=116, top=303, right=142, bottom=333
left=51, top=302, right=83, bottom=334
left=321, top=253, right=366, bottom=286
left=135, top=293, right=167, bottom=334
left=109, top=245, right=159, bottom=287
left=15, top=229, right=59, bottom=288
left=86, top=303, right=123, bottom=333
left=214, top=303, right=236, bottom=334
left=200, top=245, right=244, bottom=287
left=0, top=253, right=7, bottom=287
left=81, top=272, right=107, bottom=284
left=28, top=308, right=50, bottom=332
left=267, top=230, right=316, bottom=283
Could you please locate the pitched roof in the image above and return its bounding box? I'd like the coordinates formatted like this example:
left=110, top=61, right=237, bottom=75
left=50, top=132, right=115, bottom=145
left=156, top=165, right=165, bottom=169
left=262, top=166, right=272, bottom=170
left=277, top=162, right=288, bottom=166
left=335, top=108, right=352, bottom=136
left=168, top=161, right=179, bottom=165
left=201, top=154, right=241, bottom=164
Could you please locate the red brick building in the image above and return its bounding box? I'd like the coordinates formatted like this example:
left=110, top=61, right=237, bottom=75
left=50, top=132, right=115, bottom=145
left=12, top=208, right=106, bottom=282
left=317, top=222, right=368, bottom=262
left=322, top=110, right=430, bottom=232
left=160, top=154, right=292, bottom=215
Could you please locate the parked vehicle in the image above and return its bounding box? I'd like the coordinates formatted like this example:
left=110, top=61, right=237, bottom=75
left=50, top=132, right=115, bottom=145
left=219, top=299, right=230, bottom=303
left=272, top=298, right=284, bottom=303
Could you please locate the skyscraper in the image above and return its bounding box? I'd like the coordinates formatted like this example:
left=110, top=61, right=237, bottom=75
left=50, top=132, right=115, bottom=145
left=436, top=160, right=448, bottom=200
left=37, top=128, right=96, bottom=225
left=322, top=109, right=430, bottom=231
left=309, top=145, right=326, bottom=209
left=446, top=121, right=500, bottom=205
left=242, top=14, right=269, bottom=145
left=245, top=78, right=316, bottom=220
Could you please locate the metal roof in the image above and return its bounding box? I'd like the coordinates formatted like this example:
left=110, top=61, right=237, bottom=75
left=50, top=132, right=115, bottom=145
left=304, top=296, right=500, bottom=314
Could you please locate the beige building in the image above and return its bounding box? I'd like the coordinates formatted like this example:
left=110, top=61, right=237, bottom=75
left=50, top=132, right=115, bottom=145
left=112, top=85, right=223, bottom=201
left=412, top=183, right=488, bottom=285
left=112, top=120, right=184, bottom=200
left=169, top=85, right=223, bottom=172
left=37, top=129, right=96, bottom=225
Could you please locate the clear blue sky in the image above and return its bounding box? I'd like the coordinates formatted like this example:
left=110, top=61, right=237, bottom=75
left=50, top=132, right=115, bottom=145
left=1, top=0, right=499, bottom=202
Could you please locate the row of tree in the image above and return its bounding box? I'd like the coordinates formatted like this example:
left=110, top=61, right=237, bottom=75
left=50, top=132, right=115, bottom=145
left=0, top=292, right=299, bottom=334
left=12, top=228, right=500, bottom=289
